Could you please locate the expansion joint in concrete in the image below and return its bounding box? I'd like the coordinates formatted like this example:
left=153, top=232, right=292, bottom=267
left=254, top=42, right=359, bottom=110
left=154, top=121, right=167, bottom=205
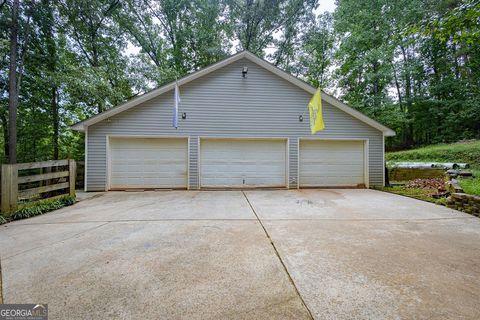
left=241, top=191, right=314, bottom=320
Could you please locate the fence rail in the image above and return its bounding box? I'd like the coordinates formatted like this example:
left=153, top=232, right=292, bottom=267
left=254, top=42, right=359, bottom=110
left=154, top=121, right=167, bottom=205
left=1, top=159, right=76, bottom=215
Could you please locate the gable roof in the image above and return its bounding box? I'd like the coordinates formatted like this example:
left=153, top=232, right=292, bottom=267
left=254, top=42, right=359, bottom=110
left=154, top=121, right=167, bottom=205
left=71, top=50, right=395, bottom=136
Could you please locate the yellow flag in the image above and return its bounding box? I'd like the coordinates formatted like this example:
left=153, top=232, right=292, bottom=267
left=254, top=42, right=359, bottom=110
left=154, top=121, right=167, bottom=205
left=308, top=88, right=325, bottom=134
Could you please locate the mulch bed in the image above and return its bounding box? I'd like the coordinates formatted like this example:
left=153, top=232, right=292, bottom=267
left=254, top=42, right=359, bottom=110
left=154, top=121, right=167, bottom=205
left=405, top=178, right=445, bottom=190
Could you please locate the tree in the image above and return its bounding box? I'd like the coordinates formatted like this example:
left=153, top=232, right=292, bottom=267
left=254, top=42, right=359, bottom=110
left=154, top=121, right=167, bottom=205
left=419, top=0, right=480, bottom=45
left=117, top=0, right=231, bottom=86
left=225, top=0, right=317, bottom=67
left=7, top=0, right=19, bottom=164
left=334, top=0, right=395, bottom=114
left=334, top=0, right=479, bottom=148
left=34, top=0, right=60, bottom=159
left=58, top=0, right=133, bottom=113
left=298, top=12, right=335, bottom=89
left=0, top=1, right=11, bottom=162
left=6, top=0, right=33, bottom=163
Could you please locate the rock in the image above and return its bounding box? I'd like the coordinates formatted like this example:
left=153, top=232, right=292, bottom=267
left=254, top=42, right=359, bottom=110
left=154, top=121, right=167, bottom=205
left=406, top=178, right=445, bottom=189
left=447, top=169, right=459, bottom=178
left=458, top=171, right=473, bottom=177
left=448, top=192, right=480, bottom=217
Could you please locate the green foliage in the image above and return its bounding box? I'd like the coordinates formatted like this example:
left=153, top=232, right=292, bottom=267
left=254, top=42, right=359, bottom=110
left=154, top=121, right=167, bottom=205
left=458, top=169, right=480, bottom=196
left=386, top=140, right=480, bottom=165
left=418, top=0, right=480, bottom=45
left=332, top=0, right=480, bottom=149
left=226, top=0, right=317, bottom=67
left=334, top=0, right=398, bottom=110
left=117, top=0, right=233, bottom=83
left=0, top=215, right=7, bottom=225
left=298, top=12, right=335, bottom=88
left=12, top=195, right=76, bottom=221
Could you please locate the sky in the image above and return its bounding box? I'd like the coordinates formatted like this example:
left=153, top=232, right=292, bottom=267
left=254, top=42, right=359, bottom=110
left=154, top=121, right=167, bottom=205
left=316, top=0, right=336, bottom=14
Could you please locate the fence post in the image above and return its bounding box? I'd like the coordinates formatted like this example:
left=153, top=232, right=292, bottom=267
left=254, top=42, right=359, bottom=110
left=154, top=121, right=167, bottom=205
left=1, top=164, right=18, bottom=215
left=69, top=160, right=76, bottom=197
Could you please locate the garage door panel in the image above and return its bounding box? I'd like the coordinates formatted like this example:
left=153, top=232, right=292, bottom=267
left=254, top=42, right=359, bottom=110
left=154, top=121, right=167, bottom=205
left=301, top=176, right=364, bottom=186
left=109, top=138, right=188, bottom=189
left=300, top=151, right=358, bottom=157
left=300, top=140, right=365, bottom=187
left=301, top=164, right=363, bottom=172
left=201, top=139, right=287, bottom=188
left=301, top=160, right=363, bottom=167
left=304, top=170, right=364, bottom=177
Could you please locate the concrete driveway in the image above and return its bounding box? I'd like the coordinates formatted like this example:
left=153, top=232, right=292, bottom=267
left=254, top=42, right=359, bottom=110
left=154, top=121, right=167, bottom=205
left=1, top=189, right=479, bottom=319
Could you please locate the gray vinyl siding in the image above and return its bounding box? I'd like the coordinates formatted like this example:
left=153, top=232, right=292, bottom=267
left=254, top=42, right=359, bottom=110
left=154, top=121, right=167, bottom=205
left=86, top=58, right=384, bottom=191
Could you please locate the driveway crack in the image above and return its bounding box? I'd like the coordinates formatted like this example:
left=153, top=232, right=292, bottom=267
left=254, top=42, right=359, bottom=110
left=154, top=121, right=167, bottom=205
left=242, top=191, right=314, bottom=320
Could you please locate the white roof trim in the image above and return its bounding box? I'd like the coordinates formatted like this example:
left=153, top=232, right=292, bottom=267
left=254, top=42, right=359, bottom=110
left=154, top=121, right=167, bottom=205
left=71, top=50, right=395, bottom=136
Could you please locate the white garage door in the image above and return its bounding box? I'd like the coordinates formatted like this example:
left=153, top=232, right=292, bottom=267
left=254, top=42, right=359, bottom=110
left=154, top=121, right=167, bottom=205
left=109, top=137, right=188, bottom=189
left=299, top=140, right=366, bottom=187
left=200, top=139, right=287, bottom=188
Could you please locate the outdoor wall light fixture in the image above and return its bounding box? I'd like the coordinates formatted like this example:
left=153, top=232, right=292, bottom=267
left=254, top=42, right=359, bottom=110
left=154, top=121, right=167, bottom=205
left=242, top=66, right=248, bottom=78
left=299, top=115, right=303, bottom=122
left=182, top=112, right=187, bottom=119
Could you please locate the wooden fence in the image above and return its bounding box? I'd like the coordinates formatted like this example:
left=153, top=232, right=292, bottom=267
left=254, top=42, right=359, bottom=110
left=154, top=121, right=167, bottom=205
left=1, top=159, right=76, bottom=215
left=76, top=161, right=85, bottom=189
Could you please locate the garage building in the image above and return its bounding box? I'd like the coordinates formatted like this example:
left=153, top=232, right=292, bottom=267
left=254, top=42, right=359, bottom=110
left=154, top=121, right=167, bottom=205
left=72, top=51, right=395, bottom=191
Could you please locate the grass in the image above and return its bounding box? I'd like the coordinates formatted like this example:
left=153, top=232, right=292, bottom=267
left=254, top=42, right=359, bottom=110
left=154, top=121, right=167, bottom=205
left=386, top=140, right=480, bottom=164
left=378, top=186, right=447, bottom=206
left=458, top=169, right=480, bottom=196
left=387, top=140, right=480, bottom=196
left=0, top=195, right=76, bottom=225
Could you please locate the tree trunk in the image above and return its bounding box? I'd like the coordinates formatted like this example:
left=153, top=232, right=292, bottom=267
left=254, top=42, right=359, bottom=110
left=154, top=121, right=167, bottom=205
left=97, top=100, right=104, bottom=113
left=0, top=112, right=9, bottom=162
left=43, top=0, right=59, bottom=159
left=8, top=0, right=19, bottom=164
left=52, top=87, right=59, bottom=159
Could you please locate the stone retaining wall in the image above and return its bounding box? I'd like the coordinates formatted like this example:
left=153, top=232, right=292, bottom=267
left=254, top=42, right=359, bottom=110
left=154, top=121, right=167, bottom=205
left=447, top=193, right=480, bottom=217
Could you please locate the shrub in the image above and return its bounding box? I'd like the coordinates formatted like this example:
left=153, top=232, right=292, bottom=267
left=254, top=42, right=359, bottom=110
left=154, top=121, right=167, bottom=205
left=11, top=195, right=76, bottom=221
left=0, top=215, right=7, bottom=225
